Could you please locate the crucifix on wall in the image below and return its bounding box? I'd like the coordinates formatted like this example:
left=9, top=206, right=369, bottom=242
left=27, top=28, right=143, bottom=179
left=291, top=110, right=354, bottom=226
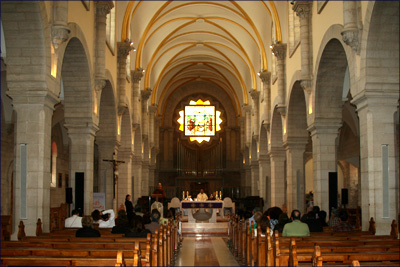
left=103, top=153, right=125, bottom=199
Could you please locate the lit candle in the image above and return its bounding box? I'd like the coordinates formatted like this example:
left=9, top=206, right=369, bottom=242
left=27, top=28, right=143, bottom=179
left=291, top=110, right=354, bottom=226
left=186, top=191, right=189, bottom=199
left=219, top=191, right=222, bottom=199
left=183, top=191, right=185, bottom=200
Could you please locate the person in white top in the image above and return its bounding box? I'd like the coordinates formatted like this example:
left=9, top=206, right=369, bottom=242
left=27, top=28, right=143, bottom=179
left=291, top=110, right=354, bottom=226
left=65, top=209, right=82, bottom=228
left=196, top=189, right=208, bottom=201
left=91, top=209, right=115, bottom=228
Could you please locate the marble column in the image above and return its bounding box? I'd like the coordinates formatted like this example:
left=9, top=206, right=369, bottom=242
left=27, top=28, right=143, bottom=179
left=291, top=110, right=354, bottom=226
left=132, top=155, right=143, bottom=203
left=269, top=148, right=286, bottom=207
left=284, top=138, right=308, bottom=214
left=96, top=139, right=119, bottom=209
left=117, top=42, right=134, bottom=111
left=341, top=1, right=361, bottom=54
left=94, top=1, right=113, bottom=91
left=353, top=95, right=398, bottom=234
left=116, top=149, right=133, bottom=208
left=65, top=123, right=99, bottom=216
left=293, top=1, right=313, bottom=93
left=308, top=123, right=340, bottom=213
left=272, top=43, right=287, bottom=115
left=250, top=89, right=260, bottom=139
left=8, top=91, right=58, bottom=238
left=131, top=70, right=144, bottom=126
left=259, top=71, right=272, bottom=125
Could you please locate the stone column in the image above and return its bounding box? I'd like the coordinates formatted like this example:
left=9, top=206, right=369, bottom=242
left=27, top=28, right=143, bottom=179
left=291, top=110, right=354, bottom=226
left=293, top=1, right=313, bottom=93
left=250, top=160, right=260, bottom=196
left=341, top=1, right=361, bottom=54
left=8, top=92, right=58, bottom=238
left=141, top=89, right=151, bottom=137
left=149, top=105, right=157, bottom=148
left=168, top=128, right=174, bottom=165
left=308, top=123, right=340, bottom=213
left=131, top=69, right=144, bottom=126
left=243, top=105, right=252, bottom=147
left=284, top=138, right=308, bottom=214
left=96, top=139, right=119, bottom=209
left=141, top=160, right=150, bottom=196
left=353, top=95, right=398, bottom=234
left=94, top=1, right=113, bottom=91
left=272, top=43, right=287, bottom=114
left=52, top=1, right=70, bottom=49
left=239, top=117, right=246, bottom=152
left=116, top=149, right=132, bottom=208
left=259, top=156, right=271, bottom=208
left=269, top=148, right=286, bottom=207
left=132, top=155, right=143, bottom=203
left=259, top=71, right=272, bottom=125
left=117, top=42, right=134, bottom=111
left=250, top=89, right=260, bottom=139
left=65, top=123, right=99, bottom=216
left=155, top=116, right=161, bottom=151
left=225, top=128, right=232, bottom=163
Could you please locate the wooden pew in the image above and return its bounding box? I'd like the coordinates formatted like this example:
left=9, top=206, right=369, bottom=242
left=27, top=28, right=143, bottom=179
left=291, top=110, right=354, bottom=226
left=1, top=215, right=11, bottom=241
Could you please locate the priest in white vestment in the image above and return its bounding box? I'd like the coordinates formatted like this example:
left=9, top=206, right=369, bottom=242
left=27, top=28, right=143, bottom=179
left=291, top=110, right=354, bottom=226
left=196, top=189, right=208, bottom=201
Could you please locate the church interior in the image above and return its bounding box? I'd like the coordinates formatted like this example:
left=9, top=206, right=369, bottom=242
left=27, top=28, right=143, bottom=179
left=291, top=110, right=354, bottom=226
left=1, top=1, right=399, bottom=265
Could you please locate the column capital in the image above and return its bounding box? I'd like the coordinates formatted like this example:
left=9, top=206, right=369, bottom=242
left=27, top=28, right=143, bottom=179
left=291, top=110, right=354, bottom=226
left=242, top=104, right=252, bottom=113
left=259, top=71, right=271, bottom=84
left=141, top=89, right=152, bottom=101
left=249, top=89, right=260, bottom=101
left=307, top=120, right=341, bottom=137
left=96, top=1, right=114, bottom=17
left=131, top=70, right=144, bottom=83
left=272, top=43, right=287, bottom=60
left=149, top=104, right=158, bottom=114
left=64, top=122, right=99, bottom=137
left=52, top=25, right=70, bottom=50
left=341, top=29, right=360, bottom=54
left=283, top=137, right=308, bottom=151
left=8, top=89, right=59, bottom=109
left=293, top=1, right=312, bottom=19
left=300, top=79, right=312, bottom=94
left=117, top=42, right=134, bottom=59
left=95, top=78, right=107, bottom=92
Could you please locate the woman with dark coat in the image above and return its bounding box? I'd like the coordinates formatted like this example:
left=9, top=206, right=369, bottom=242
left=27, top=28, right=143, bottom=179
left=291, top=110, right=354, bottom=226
left=125, top=194, right=135, bottom=223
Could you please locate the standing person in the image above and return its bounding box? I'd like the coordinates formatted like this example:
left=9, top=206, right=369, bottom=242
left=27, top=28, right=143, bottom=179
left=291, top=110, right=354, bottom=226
left=152, top=182, right=165, bottom=203
left=65, top=209, right=82, bottom=228
left=196, top=188, right=208, bottom=201
left=282, top=210, right=310, bottom=237
left=125, top=194, right=135, bottom=223
left=76, top=216, right=100, bottom=237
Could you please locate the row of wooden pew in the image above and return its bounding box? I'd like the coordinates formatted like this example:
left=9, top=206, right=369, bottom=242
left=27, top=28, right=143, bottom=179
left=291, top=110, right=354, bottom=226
left=1, top=215, right=182, bottom=266
left=228, top=215, right=399, bottom=266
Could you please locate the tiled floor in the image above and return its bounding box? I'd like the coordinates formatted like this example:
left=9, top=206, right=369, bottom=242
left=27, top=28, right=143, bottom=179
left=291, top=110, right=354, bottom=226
left=176, top=237, right=239, bottom=266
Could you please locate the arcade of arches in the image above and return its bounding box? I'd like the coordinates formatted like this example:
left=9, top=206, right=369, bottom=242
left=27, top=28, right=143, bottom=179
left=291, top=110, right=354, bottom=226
left=1, top=1, right=398, bottom=239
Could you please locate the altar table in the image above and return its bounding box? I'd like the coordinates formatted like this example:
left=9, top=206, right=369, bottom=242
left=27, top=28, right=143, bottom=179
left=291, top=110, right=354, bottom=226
left=181, top=201, right=223, bottom=223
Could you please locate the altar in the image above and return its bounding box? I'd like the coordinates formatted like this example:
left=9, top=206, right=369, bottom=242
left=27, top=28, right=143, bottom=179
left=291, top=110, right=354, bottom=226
left=181, top=200, right=223, bottom=223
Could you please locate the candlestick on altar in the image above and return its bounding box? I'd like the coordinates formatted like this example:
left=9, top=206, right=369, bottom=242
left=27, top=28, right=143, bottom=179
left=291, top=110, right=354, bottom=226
left=219, top=191, right=222, bottom=200
left=186, top=191, right=189, bottom=199
left=183, top=191, right=185, bottom=200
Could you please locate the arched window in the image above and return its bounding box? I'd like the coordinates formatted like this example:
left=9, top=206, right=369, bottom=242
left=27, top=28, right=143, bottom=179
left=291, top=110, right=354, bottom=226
left=51, top=142, right=57, bottom=187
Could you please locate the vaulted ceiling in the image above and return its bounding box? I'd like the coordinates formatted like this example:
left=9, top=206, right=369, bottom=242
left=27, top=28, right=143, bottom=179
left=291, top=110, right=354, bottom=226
left=117, top=1, right=285, bottom=119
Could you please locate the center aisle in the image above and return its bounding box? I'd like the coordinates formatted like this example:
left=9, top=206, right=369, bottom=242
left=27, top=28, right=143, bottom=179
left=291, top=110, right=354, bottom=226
left=176, top=237, right=239, bottom=266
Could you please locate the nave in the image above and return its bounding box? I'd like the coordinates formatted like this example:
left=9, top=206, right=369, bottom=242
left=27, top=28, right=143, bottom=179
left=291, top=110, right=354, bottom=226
left=176, top=237, right=239, bottom=267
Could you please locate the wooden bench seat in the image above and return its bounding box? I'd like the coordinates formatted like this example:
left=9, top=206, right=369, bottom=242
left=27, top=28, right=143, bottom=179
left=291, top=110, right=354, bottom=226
left=1, top=256, right=136, bottom=266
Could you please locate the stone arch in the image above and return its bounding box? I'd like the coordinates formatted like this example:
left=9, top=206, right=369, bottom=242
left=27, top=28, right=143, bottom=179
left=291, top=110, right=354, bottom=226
left=356, top=1, right=399, bottom=233
left=96, top=80, right=118, bottom=208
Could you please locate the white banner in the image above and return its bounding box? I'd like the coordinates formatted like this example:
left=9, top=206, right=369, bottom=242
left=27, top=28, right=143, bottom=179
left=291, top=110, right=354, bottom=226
left=93, top=192, right=105, bottom=210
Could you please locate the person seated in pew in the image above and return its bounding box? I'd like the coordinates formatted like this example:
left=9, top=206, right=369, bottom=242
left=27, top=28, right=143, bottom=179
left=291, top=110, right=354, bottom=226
left=144, top=209, right=161, bottom=234
left=304, top=211, right=323, bottom=232
left=332, top=209, right=353, bottom=232
left=282, top=210, right=310, bottom=237
left=259, top=215, right=270, bottom=236
left=328, top=208, right=340, bottom=227
left=319, top=210, right=328, bottom=227
left=65, top=209, right=82, bottom=228
left=126, top=215, right=151, bottom=237
left=76, top=216, right=101, bottom=237
left=112, top=210, right=130, bottom=234
left=274, top=213, right=291, bottom=233
left=91, top=209, right=116, bottom=228
left=160, top=208, right=174, bottom=226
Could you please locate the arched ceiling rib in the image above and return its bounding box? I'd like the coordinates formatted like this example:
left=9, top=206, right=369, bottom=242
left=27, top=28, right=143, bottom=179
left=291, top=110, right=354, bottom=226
left=120, top=1, right=283, bottom=117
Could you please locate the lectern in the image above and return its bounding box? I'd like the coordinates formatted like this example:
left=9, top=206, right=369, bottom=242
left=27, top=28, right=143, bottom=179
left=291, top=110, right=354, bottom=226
left=151, top=193, right=163, bottom=202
